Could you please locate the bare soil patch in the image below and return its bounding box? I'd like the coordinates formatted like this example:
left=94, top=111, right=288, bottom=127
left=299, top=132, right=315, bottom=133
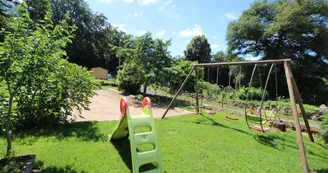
left=72, top=89, right=190, bottom=121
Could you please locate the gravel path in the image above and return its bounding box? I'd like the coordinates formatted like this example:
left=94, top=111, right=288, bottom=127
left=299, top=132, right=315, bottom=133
left=72, top=89, right=191, bottom=121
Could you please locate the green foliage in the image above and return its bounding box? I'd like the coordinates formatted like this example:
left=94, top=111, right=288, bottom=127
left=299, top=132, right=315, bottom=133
left=117, top=61, right=142, bottom=94
left=0, top=5, right=98, bottom=156
left=320, top=113, right=328, bottom=144
left=117, top=33, right=172, bottom=94
left=237, top=87, right=268, bottom=101
left=166, top=60, right=203, bottom=93
left=227, top=0, right=328, bottom=104
left=199, top=81, right=220, bottom=98
left=16, top=60, right=99, bottom=127
left=184, top=35, right=211, bottom=63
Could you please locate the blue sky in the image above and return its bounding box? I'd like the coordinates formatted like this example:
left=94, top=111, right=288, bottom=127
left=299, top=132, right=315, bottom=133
left=85, top=0, right=255, bottom=57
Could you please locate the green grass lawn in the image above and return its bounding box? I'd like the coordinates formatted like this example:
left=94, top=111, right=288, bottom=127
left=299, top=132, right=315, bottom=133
left=1, top=112, right=327, bottom=172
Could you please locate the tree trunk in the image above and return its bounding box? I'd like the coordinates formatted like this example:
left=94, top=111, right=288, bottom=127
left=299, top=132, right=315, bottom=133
left=228, top=74, right=231, bottom=86
left=143, top=85, right=147, bottom=96
left=216, top=67, right=219, bottom=84
left=207, top=67, right=210, bottom=82
left=6, top=95, right=13, bottom=157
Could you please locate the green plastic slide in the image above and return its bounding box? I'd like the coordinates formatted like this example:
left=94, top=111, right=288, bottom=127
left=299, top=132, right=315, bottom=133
left=109, top=97, right=164, bottom=173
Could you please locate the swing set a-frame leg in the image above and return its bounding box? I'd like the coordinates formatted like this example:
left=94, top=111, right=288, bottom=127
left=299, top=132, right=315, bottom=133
left=284, top=61, right=309, bottom=173
left=290, top=76, right=314, bottom=142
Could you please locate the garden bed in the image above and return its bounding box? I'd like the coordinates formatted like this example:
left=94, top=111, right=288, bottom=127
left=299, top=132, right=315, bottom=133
left=0, top=155, right=35, bottom=173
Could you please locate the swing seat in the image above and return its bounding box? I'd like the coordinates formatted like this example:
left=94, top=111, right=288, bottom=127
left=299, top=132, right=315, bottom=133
left=246, top=108, right=267, bottom=124
left=246, top=114, right=267, bottom=124
left=251, top=125, right=270, bottom=132
left=225, top=115, right=239, bottom=120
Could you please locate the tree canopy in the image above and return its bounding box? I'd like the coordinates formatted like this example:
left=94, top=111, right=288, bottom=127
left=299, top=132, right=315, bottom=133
left=117, top=33, right=172, bottom=94
left=227, top=0, right=328, bottom=103
left=184, top=35, right=211, bottom=63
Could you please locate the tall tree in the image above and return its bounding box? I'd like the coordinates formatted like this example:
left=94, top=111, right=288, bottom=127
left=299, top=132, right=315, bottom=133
left=0, top=0, right=20, bottom=42
left=117, top=33, right=172, bottom=95
left=184, top=35, right=211, bottom=81
left=184, top=35, right=211, bottom=63
left=227, top=0, right=328, bottom=103
left=211, top=51, right=228, bottom=85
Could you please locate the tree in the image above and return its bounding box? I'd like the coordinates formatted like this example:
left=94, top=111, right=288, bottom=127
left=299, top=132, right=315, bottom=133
left=184, top=35, right=211, bottom=63
left=227, top=0, right=328, bottom=103
left=0, top=0, right=20, bottom=42
left=166, top=60, right=204, bottom=93
left=117, top=33, right=172, bottom=95
left=0, top=5, right=97, bottom=157
left=184, top=35, right=211, bottom=81
left=50, top=0, right=112, bottom=68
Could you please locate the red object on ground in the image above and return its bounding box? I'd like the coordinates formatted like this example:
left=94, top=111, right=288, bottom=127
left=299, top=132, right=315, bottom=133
left=225, top=115, right=239, bottom=120
left=251, top=125, right=270, bottom=132
left=120, top=97, right=129, bottom=117
left=142, top=97, right=152, bottom=109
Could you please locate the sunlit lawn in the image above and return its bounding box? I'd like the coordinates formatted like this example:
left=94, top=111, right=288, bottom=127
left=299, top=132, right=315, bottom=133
left=0, top=112, right=327, bottom=172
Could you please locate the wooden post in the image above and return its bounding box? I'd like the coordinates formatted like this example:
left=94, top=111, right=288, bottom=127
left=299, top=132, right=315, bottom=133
left=195, top=67, right=199, bottom=114
left=291, top=75, right=314, bottom=142
left=284, top=61, right=309, bottom=173
left=161, top=66, right=195, bottom=119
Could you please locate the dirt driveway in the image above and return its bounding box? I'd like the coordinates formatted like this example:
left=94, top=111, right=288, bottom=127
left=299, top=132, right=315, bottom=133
left=72, top=89, right=191, bottom=121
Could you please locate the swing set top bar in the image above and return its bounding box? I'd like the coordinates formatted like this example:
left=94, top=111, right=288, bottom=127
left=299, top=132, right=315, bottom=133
left=194, top=59, right=291, bottom=67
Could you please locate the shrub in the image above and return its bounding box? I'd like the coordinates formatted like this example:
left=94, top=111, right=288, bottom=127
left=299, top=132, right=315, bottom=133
left=0, top=5, right=97, bottom=156
left=237, top=87, right=268, bottom=101
left=320, top=113, right=328, bottom=144
left=199, top=81, right=220, bottom=98
left=166, top=60, right=204, bottom=93
left=117, top=61, right=142, bottom=94
left=15, top=60, right=99, bottom=128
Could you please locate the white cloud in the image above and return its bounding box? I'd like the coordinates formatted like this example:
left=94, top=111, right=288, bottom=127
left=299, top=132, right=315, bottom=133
left=213, top=36, right=217, bottom=39
left=135, top=30, right=148, bottom=36
left=123, top=0, right=134, bottom=3
left=134, top=12, right=143, bottom=17
left=155, top=30, right=166, bottom=37
left=138, top=0, right=157, bottom=5
left=112, top=24, right=126, bottom=32
left=224, top=12, right=238, bottom=20
left=174, top=14, right=180, bottom=19
left=171, top=4, right=176, bottom=8
left=179, top=24, right=203, bottom=37
left=164, top=0, right=172, bottom=6
left=210, top=44, right=220, bottom=49
left=98, top=0, right=112, bottom=3
left=158, top=0, right=173, bottom=11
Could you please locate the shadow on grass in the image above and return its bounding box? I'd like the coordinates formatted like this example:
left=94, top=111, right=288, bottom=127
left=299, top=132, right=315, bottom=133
left=32, top=160, right=85, bottom=173
left=253, top=134, right=328, bottom=161
left=314, top=168, right=328, bottom=173
left=165, top=113, right=253, bottom=136
left=253, top=135, right=283, bottom=149
left=111, top=137, right=167, bottom=173
left=111, top=137, right=133, bottom=172
left=200, top=114, right=253, bottom=136
left=14, top=121, right=106, bottom=142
